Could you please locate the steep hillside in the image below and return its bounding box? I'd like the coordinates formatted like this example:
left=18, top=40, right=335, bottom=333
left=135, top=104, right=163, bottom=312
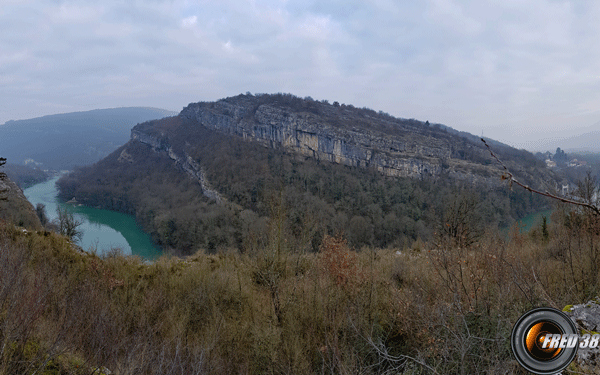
left=3, top=164, right=49, bottom=189
left=178, top=93, right=550, bottom=185
left=0, top=175, right=42, bottom=229
left=0, top=107, right=177, bottom=170
left=57, top=94, right=557, bottom=254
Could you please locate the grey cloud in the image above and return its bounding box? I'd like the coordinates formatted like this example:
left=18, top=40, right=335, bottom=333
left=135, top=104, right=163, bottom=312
left=1, top=0, right=599, bottom=150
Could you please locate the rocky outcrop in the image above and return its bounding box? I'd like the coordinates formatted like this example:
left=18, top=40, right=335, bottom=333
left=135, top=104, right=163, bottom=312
left=180, top=101, right=443, bottom=179
left=565, top=301, right=600, bottom=370
left=122, top=94, right=552, bottom=190
left=178, top=94, right=502, bottom=183
left=131, top=130, right=169, bottom=151
left=130, top=129, right=222, bottom=203
left=0, top=176, right=42, bottom=229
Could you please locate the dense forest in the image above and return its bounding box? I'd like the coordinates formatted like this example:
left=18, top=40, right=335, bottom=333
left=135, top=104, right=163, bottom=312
left=3, top=164, right=48, bottom=189
left=57, top=112, right=550, bottom=255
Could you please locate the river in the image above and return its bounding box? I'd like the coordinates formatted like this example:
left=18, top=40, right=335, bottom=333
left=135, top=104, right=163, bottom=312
left=24, top=175, right=161, bottom=260
left=518, top=209, right=553, bottom=232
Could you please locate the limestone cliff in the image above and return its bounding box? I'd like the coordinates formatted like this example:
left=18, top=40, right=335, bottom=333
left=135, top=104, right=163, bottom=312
left=180, top=98, right=445, bottom=179
left=130, top=129, right=222, bottom=202
left=171, top=93, right=545, bottom=185
left=123, top=93, right=552, bottom=192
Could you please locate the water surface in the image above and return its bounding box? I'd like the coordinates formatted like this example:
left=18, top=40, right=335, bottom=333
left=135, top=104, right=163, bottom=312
left=518, top=209, right=553, bottom=232
left=24, top=175, right=161, bottom=260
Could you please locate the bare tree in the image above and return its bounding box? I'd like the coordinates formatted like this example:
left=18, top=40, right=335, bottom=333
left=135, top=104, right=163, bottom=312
left=440, top=191, right=481, bottom=248
left=35, top=203, right=49, bottom=227
left=576, top=171, right=599, bottom=206
left=481, top=138, right=600, bottom=215
left=0, top=157, right=8, bottom=201
left=55, top=206, right=83, bottom=242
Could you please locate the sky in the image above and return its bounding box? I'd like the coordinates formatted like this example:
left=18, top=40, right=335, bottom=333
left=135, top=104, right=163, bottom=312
left=1, top=0, right=600, bottom=151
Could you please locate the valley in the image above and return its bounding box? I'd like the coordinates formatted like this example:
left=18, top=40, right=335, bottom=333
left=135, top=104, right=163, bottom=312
left=56, top=94, right=556, bottom=255
left=24, top=175, right=160, bottom=259
left=1, top=95, right=599, bottom=374
left=4, top=1, right=600, bottom=372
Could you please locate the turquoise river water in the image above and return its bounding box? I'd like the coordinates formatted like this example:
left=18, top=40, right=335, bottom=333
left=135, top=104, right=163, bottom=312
left=24, top=175, right=161, bottom=260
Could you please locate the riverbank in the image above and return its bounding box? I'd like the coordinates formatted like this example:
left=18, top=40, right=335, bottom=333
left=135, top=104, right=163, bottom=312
left=24, top=175, right=160, bottom=259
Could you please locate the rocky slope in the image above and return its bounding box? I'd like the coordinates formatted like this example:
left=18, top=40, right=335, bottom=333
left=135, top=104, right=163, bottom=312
left=173, top=93, right=549, bottom=186
left=57, top=93, right=555, bottom=253
left=0, top=175, right=42, bottom=229
left=128, top=129, right=222, bottom=202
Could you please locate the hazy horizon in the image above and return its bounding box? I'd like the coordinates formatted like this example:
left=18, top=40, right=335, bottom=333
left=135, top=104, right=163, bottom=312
left=2, top=1, right=599, bottom=152
left=2, top=98, right=598, bottom=154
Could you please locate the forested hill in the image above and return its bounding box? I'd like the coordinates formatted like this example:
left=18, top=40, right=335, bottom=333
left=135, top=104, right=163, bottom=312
left=57, top=93, right=557, bottom=254
left=176, top=93, right=550, bottom=185
left=0, top=107, right=177, bottom=170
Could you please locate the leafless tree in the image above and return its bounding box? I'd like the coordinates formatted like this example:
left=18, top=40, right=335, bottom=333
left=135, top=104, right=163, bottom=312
left=0, top=157, right=8, bottom=201
left=55, top=206, right=84, bottom=242
left=481, top=138, right=600, bottom=215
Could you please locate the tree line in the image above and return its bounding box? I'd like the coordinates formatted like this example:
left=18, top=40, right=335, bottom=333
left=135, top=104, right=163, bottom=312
left=57, top=118, right=550, bottom=255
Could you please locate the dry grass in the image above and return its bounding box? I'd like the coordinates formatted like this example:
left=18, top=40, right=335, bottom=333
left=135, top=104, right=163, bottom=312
left=1, top=208, right=600, bottom=374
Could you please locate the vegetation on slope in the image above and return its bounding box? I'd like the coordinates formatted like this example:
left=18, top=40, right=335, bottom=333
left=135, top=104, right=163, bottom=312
left=57, top=114, right=550, bottom=255
left=1, top=184, right=600, bottom=373
left=0, top=107, right=176, bottom=170
left=0, top=159, right=42, bottom=229
left=3, top=164, right=49, bottom=189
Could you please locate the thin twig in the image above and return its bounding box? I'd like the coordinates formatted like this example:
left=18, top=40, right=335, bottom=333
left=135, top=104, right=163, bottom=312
left=365, top=336, right=440, bottom=375
left=480, top=138, right=600, bottom=215
left=531, top=267, right=559, bottom=310
left=349, top=316, right=440, bottom=374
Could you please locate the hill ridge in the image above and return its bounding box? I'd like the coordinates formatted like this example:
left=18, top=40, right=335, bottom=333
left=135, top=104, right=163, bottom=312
left=166, top=93, right=549, bottom=186
left=57, top=93, right=556, bottom=253
left=0, top=107, right=177, bottom=170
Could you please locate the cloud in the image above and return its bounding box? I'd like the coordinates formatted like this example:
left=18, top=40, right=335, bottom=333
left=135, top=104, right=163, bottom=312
left=49, top=4, right=104, bottom=24
left=0, top=0, right=599, bottom=150
left=181, top=15, right=197, bottom=28
left=426, top=0, right=482, bottom=36
left=297, top=14, right=333, bottom=41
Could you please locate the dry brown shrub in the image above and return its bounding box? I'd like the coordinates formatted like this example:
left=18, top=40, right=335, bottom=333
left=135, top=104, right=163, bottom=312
left=89, top=258, right=124, bottom=291
left=318, top=233, right=364, bottom=289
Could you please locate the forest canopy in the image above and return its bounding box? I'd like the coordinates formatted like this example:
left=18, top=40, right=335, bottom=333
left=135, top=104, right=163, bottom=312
left=57, top=114, right=550, bottom=255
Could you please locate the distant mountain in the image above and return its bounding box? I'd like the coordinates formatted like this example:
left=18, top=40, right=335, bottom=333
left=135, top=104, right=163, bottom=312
left=58, top=93, right=557, bottom=254
left=0, top=107, right=177, bottom=170
left=562, top=129, right=600, bottom=153
left=524, top=120, right=600, bottom=153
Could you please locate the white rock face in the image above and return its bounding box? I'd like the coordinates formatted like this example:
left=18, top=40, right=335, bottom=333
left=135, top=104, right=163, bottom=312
left=566, top=301, right=600, bottom=369
left=179, top=99, right=470, bottom=181
left=130, top=130, right=223, bottom=203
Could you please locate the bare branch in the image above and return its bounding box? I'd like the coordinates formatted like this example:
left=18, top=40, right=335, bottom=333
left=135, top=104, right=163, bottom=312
left=480, top=138, right=600, bottom=216
left=348, top=317, right=440, bottom=374
left=0, top=157, right=8, bottom=201
left=364, top=335, right=441, bottom=375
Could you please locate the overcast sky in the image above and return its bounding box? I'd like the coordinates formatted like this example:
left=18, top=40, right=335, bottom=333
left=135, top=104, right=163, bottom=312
left=1, top=0, right=599, bottom=150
